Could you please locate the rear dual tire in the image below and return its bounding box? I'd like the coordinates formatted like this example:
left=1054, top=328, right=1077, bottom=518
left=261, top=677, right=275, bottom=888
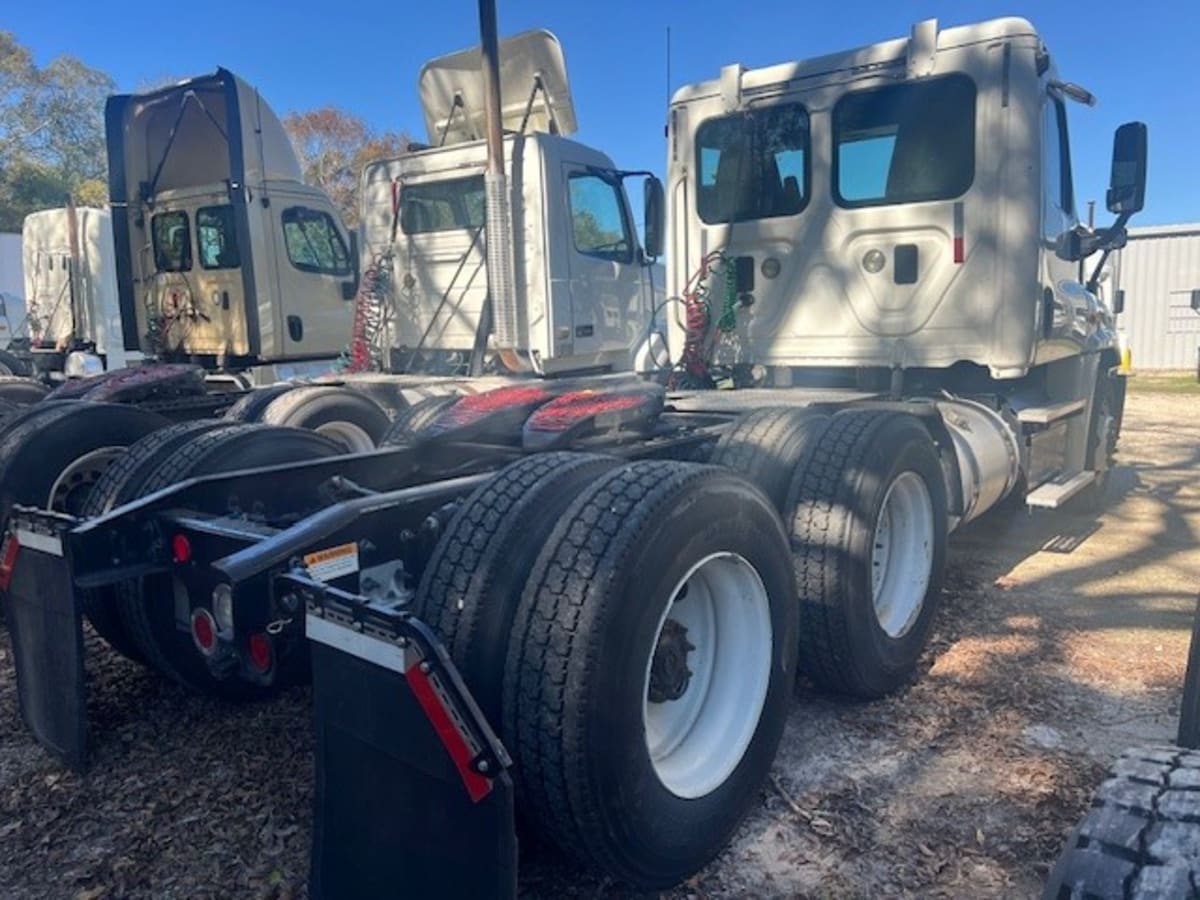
left=419, top=457, right=798, bottom=889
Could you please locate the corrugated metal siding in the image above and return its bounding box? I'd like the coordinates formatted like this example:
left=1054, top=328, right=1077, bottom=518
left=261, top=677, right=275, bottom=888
left=1113, top=225, right=1200, bottom=370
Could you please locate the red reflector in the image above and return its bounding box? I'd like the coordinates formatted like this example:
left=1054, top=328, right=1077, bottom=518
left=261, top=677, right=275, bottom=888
left=953, top=236, right=965, bottom=264
left=171, top=533, right=192, bottom=564
left=405, top=662, right=493, bottom=803
left=0, top=532, right=19, bottom=592
left=247, top=633, right=273, bottom=673
left=191, top=609, right=216, bottom=655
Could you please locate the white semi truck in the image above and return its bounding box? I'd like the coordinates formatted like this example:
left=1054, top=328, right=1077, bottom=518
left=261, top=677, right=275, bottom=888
left=1, top=11, right=1147, bottom=898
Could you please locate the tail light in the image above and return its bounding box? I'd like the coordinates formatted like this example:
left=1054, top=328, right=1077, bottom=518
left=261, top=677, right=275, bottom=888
left=191, top=609, right=218, bottom=656
left=247, top=633, right=273, bottom=674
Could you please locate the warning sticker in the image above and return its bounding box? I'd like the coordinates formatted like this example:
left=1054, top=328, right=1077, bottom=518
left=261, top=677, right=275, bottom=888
left=303, top=542, right=360, bottom=582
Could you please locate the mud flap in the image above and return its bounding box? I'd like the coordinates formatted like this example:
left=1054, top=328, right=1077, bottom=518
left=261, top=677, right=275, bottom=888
left=1, top=519, right=88, bottom=771
left=300, top=577, right=517, bottom=899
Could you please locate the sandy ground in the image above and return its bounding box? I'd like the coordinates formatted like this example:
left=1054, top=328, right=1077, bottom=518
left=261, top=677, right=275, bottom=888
left=1, top=390, right=1196, bottom=899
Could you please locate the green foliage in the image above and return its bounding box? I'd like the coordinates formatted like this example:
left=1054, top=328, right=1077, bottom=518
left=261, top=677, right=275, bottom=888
left=0, top=31, right=114, bottom=231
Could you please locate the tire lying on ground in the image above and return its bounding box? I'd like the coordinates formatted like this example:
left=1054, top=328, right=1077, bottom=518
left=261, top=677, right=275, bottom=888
left=222, top=383, right=296, bottom=422
left=79, top=419, right=233, bottom=664
left=415, top=451, right=620, bottom=723
left=787, top=409, right=948, bottom=699
left=709, top=405, right=830, bottom=510
left=1044, top=745, right=1200, bottom=899
left=259, top=385, right=390, bottom=452
left=112, top=424, right=342, bottom=697
left=503, top=461, right=798, bottom=889
left=0, top=375, right=49, bottom=406
left=380, top=394, right=461, bottom=446
left=0, top=401, right=167, bottom=528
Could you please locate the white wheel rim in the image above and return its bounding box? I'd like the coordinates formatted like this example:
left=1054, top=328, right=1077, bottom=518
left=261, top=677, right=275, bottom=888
left=871, top=471, right=934, bottom=639
left=48, top=446, right=125, bottom=513
left=314, top=421, right=375, bottom=452
left=642, top=552, right=773, bottom=799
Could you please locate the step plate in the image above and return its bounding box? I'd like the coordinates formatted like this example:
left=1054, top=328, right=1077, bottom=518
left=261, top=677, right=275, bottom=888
left=1026, top=471, right=1096, bottom=509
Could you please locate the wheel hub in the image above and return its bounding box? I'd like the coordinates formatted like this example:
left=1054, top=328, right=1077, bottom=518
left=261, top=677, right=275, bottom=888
left=648, top=618, right=695, bottom=703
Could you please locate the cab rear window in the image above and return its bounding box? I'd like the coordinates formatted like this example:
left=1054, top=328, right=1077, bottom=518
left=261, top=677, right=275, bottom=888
left=151, top=211, right=191, bottom=272
left=695, top=103, right=809, bottom=224
left=833, top=74, right=976, bottom=207
left=400, top=175, right=486, bottom=234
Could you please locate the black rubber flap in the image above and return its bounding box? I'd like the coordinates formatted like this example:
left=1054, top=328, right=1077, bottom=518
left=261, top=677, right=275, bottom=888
left=309, top=642, right=517, bottom=899
left=3, top=534, right=88, bottom=771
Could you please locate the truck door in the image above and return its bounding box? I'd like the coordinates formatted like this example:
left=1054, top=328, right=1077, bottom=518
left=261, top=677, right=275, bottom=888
left=1040, top=93, right=1092, bottom=349
left=560, top=166, right=647, bottom=360
left=268, top=190, right=357, bottom=359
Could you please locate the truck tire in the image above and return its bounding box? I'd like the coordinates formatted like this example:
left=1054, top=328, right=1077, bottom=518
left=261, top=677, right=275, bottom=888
left=709, top=406, right=830, bottom=510
left=0, top=349, right=32, bottom=377
left=787, top=410, right=948, bottom=698
left=414, top=452, right=620, bottom=724
left=259, top=385, right=390, bottom=452
left=1045, top=746, right=1200, bottom=899
left=1079, top=367, right=1127, bottom=512
left=0, top=398, right=19, bottom=422
left=503, top=462, right=798, bottom=889
left=0, top=375, right=49, bottom=406
left=79, top=420, right=232, bottom=663
left=114, top=424, right=342, bottom=697
left=222, top=383, right=296, bottom=422
left=0, top=401, right=166, bottom=527
left=380, top=394, right=461, bottom=446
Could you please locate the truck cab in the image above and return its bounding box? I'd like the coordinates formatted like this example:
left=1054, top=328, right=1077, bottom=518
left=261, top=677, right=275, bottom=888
left=106, top=69, right=356, bottom=368
left=358, top=31, right=659, bottom=377
left=664, top=16, right=1147, bottom=507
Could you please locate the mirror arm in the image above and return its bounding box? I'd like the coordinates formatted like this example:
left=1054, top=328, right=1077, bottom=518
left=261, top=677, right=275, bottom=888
left=1085, top=211, right=1133, bottom=295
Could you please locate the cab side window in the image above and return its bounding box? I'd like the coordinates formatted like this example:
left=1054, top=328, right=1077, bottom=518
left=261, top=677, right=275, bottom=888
left=152, top=211, right=192, bottom=272
left=1043, top=97, right=1077, bottom=240
left=568, top=174, right=633, bottom=263
left=282, top=207, right=351, bottom=275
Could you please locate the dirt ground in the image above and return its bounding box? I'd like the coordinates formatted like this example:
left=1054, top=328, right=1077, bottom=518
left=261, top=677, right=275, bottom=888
left=1, top=390, right=1197, bottom=899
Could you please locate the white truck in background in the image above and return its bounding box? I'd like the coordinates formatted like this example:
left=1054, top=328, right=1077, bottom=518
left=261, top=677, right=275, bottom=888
left=0, top=70, right=357, bottom=396
left=19, top=205, right=136, bottom=376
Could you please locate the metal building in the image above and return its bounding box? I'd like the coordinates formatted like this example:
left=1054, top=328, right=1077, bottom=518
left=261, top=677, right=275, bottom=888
left=1112, top=223, right=1200, bottom=371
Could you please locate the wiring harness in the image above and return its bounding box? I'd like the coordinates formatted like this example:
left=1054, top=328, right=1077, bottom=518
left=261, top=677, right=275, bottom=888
left=342, top=252, right=393, bottom=373
left=671, top=251, right=740, bottom=388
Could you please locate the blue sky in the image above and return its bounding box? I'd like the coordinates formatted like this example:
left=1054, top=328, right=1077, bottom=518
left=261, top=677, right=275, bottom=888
left=8, top=0, right=1199, bottom=225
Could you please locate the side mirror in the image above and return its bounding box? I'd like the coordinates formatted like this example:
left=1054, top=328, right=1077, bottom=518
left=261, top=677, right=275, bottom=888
left=1106, top=122, right=1147, bottom=215
left=1113, top=289, right=1125, bottom=316
left=643, top=176, right=665, bottom=261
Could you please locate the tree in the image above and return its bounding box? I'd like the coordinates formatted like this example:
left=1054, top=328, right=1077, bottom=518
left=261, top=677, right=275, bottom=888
left=0, top=31, right=114, bottom=230
left=282, top=107, right=410, bottom=227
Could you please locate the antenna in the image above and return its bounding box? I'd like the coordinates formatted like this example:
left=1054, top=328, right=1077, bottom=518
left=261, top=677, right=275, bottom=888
left=666, top=26, right=672, bottom=108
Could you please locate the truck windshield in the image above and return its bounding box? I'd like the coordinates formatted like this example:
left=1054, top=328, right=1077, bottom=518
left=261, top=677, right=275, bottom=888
left=696, top=103, right=809, bottom=225
left=833, top=74, right=975, bottom=207
left=400, top=175, right=486, bottom=234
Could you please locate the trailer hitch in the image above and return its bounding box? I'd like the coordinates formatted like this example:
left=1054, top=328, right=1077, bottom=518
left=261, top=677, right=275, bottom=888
left=281, top=572, right=517, bottom=899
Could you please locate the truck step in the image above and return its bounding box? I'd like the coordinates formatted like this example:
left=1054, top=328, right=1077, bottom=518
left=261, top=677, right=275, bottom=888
left=1017, top=398, right=1087, bottom=426
left=1025, top=471, right=1096, bottom=509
